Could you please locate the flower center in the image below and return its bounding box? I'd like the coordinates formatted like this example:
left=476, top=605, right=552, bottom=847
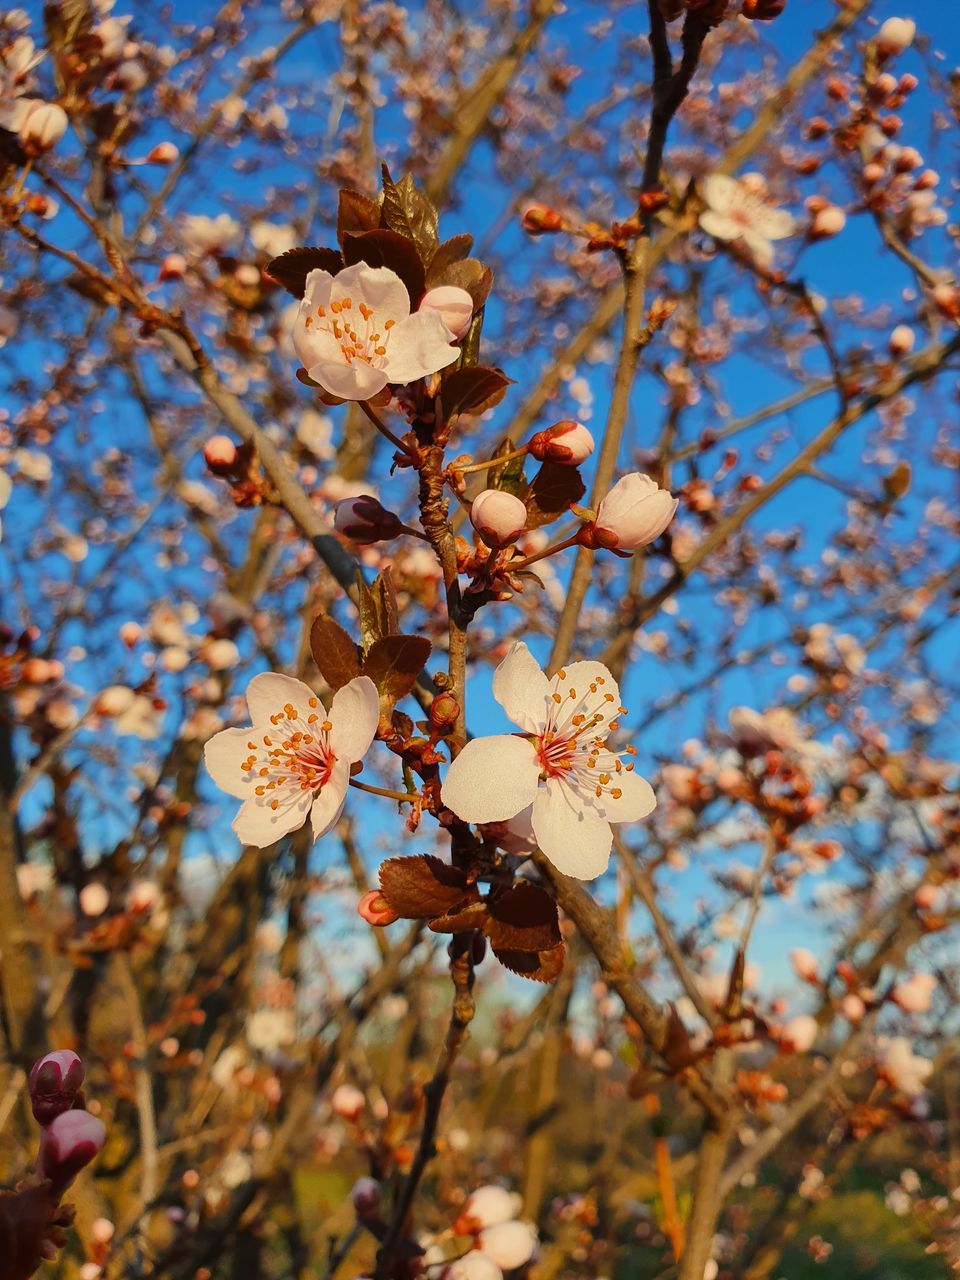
left=240, top=698, right=336, bottom=811
left=533, top=668, right=638, bottom=805
left=304, top=295, right=396, bottom=369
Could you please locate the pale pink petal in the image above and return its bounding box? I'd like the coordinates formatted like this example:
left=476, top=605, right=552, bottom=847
left=307, top=355, right=390, bottom=402
left=233, top=788, right=312, bottom=847
left=383, top=311, right=459, bottom=384
left=752, top=207, right=795, bottom=240
left=247, top=672, right=322, bottom=725
left=335, top=262, right=410, bottom=319
left=294, top=322, right=345, bottom=378
left=493, top=642, right=551, bottom=732
left=204, top=727, right=257, bottom=799
left=328, top=675, right=380, bottom=761
left=531, top=780, right=612, bottom=879
left=441, top=735, right=540, bottom=824
left=602, top=768, right=657, bottom=824
left=701, top=174, right=740, bottom=216
left=699, top=210, right=741, bottom=242
left=310, top=762, right=350, bottom=839
left=554, top=659, right=622, bottom=729
left=741, top=228, right=774, bottom=267
left=302, top=268, right=336, bottom=311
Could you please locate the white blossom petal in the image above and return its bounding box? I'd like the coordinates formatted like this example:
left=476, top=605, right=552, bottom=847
left=752, top=206, right=795, bottom=240
left=531, top=779, right=612, bottom=879
left=310, top=761, right=350, bottom=839
left=492, top=642, right=551, bottom=732
left=601, top=767, right=657, bottom=824
left=441, top=735, right=540, bottom=824
left=741, top=228, right=774, bottom=267
left=382, top=310, right=459, bottom=384
left=246, top=672, right=321, bottom=726
left=698, top=209, right=741, bottom=242
left=328, top=675, right=379, bottom=761
left=337, top=262, right=410, bottom=318
left=700, top=174, right=740, bottom=215
left=556, top=660, right=622, bottom=727
left=233, top=788, right=312, bottom=847
left=307, top=353, right=390, bottom=401
left=204, top=727, right=258, bottom=799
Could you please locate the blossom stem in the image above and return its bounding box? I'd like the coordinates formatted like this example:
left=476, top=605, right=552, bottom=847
left=10, top=158, right=33, bottom=201
left=510, top=533, right=580, bottom=570
left=348, top=778, right=415, bottom=804
left=452, top=444, right=529, bottom=475
left=358, top=400, right=417, bottom=459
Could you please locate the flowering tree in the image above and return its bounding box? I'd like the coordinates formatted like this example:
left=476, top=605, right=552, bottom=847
left=0, top=2, right=958, bottom=1279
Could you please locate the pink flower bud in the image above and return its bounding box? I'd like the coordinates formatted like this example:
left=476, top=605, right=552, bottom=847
left=862, top=161, right=885, bottom=185
left=810, top=205, right=846, bottom=239
left=333, top=495, right=404, bottom=544
left=781, top=1014, right=818, bottom=1053
left=204, top=435, right=238, bottom=474
left=888, top=324, right=915, bottom=356
left=840, top=993, right=866, bottom=1022
left=585, top=473, right=678, bottom=551
left=119, top=621, right=142, bottom=648
left=460, top=1185, right=522, bottom=1230
left=419, top=286, right=474, bottom=340
left=469, top=488, right=528, bottom=549
left=914, top=883, right=939, bottom=910
left=29, top=1050, right=85, bottom=1126
left=876, top=17, right=916, bottom=58
left=479, top=1221, right=538, bottom=1270
left=79, top=883, right=110, bottom=917
left=159, top=253, right=188, bottom=281
left=146, top=141, right=179, bottom=164
left=331, top=1083, right=365, bottom=1121
left=20, top=101, right=69, bottom=152
left=351, top=1176, right=381, bottom=1218
left=357, top=890, right=399, bottom=927
left=38, top=1108, right=106, bottom=1191
left=931, top=283, right=959, bottom=320
left=790, top=948, right=819, bottom=981
left=521, top=203, right=565, bottom=235
left=528, top=420, right=595, bottom=466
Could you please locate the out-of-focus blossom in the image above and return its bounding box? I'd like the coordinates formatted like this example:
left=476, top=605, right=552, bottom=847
left=251, top=220, right=297, bottom=259
left=0, top=468, right=11, bottom=541
left=293, top=263, right=458, bottom=400
left=331, top=1083, right=365, bottom=1120
left=79, top=883, right=110, bottom=917
left=181, top=212, right=244, bottom=257
left=781, top=1015, right=818, bottom=1053
left=876, top=17, right=916, bottom=57
left=479, top=1221, right=538, bottom=1270
left=441, top=642, right=655, bottom=879
left=892, top=973, right=936, bottom=1013
left=459, top=1185, right=523, bottom=1230
left=699, top=173, right=795, bottom=267
left=879, top=1037, right=933, bottom=1094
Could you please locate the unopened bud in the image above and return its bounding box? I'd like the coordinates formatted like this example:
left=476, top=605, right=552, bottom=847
left=331, top=1083, right=366, bottom=1120
left=19, top=101, right=68, bottom=153
left=528, top=420, right=595, bottom=466
left=79, top=883, right=110, bottom=917
left=204, top=435, right=238, bottom=474
left=419, top=286, right=474, bottom=340
left=159, top=253, right=188, bottom=281
left=29, top=1050, right=85, bottom=1126
left=351, top=1176, right=381, bottom=1218
left=810, top=205, right=846, bottom=239
left=38, top=1108, right=106, bottom=1191
left=357, top=890, right=399, bottom=927
left=334, top=495, right=404, bottom=544
left=582, top=473, right=677, bottom=552
left=780, top=1014, right=818, bottom=1053
left=146, top=141, right=179, bottom=164
left=520, top=203, right=565, bottom=235
left=931, top=282, right=959, bottom=320
left=469, top=488, right=527, bottom=550
left=888, top=324, right=915, bottom=356
left=875, top=17, right=916, bottom=58
left=429, top=692, right=461, bottom=731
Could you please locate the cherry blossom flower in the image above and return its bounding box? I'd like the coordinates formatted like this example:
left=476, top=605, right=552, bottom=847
left=293, top=262, right=459, bottom=400
left=699, top=173, right=795, bottom=268
left=587, top=472, right=678, bottom=551
left=204, top=672, right=378, bottom=847
left=879, top=1037, right=933, bottom=1095
left=440, top=643, right=656, bottom=879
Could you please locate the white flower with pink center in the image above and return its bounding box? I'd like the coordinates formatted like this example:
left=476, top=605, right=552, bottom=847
left=204, top=672, right=378, bottom=847
left=699, top=173, right=795, bottom=268
left=440, top=643, right=655, bottom=879
left=293, top=262, right=459, bottom=401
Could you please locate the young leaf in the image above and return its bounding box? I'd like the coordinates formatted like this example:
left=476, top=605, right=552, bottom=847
left=493, top=943, right=566, bottom=984
left=484, top=882, right=562, bottom=952
left=362, top=634, right=432, bottom=707
left=442, top=366, right=512, bottom=419
left=380, top=168, right=440, bottom=263
left=379, top=855, right=478, bottom=919
left=309, top=615, right=362, bottom=690
left=523, top=461, right=586, bottom=530
left=337, top=189, right=382, bottom=249
left=428, top=899, right=490, bottom=934
left=426, top=233, right=475, bottom=279
left=488, top=437, right=528, bottom=496
left=432, top=257, right=494, bottom=308
left=264, top=246, right=343, bottom=298
left=342, top=229, right=426, bottom=307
